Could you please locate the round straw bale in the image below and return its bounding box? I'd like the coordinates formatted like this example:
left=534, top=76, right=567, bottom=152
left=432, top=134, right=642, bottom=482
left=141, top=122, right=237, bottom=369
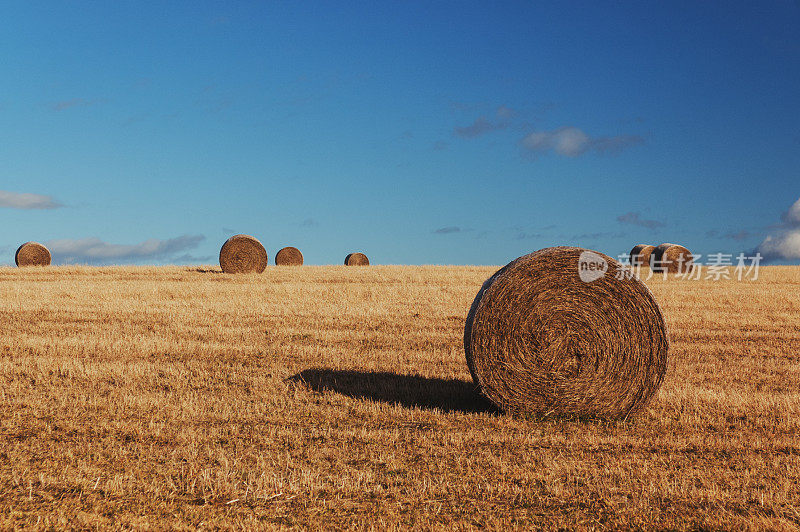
left=219, top=234, right=267, bottom=274
left=15, top=242, right=51, bottom=267
left=275, top=246, right=303, bottom=266
left=651, top=243, right=693, bottom=274
left=344, top=252, right=369, bottom=266
left=464, top=246, right=668, bottom=419
left=629, top=244, right=656, bottom=268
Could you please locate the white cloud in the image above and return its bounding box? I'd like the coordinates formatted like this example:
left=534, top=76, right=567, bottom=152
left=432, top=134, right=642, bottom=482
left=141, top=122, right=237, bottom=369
left=757, top=230, right=800, bottom=260
left=0, top=190, right=62, bottom=210
left=46, top=235, right=205, bottom=265
left=782, top=197, right=800, bottom=225
left=756, top=196, right=800, bottom=261
left=521, top=127, right=643, bottom=157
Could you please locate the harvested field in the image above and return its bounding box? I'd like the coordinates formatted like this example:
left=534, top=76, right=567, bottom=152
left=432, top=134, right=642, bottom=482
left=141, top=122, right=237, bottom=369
left=0, top=265, right=798, bottom=529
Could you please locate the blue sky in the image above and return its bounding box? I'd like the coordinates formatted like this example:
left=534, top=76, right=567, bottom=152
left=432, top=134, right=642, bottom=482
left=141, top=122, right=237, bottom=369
left=1, top=1, right=799, bottom=265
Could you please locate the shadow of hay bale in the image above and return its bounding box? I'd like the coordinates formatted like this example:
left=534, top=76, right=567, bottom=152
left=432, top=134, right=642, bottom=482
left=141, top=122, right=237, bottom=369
left=192, top=268, right=224, bottom=274
left=289, top=369, right=497, bottom=414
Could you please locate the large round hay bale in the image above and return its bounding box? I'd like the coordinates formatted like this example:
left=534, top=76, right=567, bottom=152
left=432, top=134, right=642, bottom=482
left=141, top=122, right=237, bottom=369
left=15, top=242, right=51, bottom=267
left=629, top=244, right=655, bottom=268
left=651, top=243, right=693, bottom=274
left=464, top=246, right=668, bottom=419
left=219, top=234, right=267, bottom=274
left=344, top=252, right=369, bottom=266
left=275, top=246, right=303, bottom=266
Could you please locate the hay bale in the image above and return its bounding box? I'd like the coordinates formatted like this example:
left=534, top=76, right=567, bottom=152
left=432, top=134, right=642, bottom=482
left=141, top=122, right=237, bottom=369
left=629, top=244, right=656, bottom=268
left=15, top=242, right=51, bottom=267
left=219, top=234, right=267, bottom=274
left=652, top=243, right=693, bottom=274
left=464, top=246, right=668, bottom=419
left=344, top=252, right=369, bottom=266
left=275, top=246, right=304, bottom=266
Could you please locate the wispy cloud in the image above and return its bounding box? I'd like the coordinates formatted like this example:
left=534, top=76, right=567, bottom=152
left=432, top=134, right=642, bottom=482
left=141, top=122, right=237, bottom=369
left=0, top=190, right=62, bottom=210
left=432, top=140, right=449, bottom=151
left=453, top=106, right=515, bottom=139
left=433, top=226, right=462, bottom=234
left=507, top=224, right=556, bottom=240
left=706, top=229, right=753, bottom=241
left=51, top=98, right=105, bottom=111
left=590, top=135, right=646, bottom=153
left=572, top=231, right=626, bottom=240
left=616, top=211, right=665, bottom=230
left=726, top=230, right=752, bottom=241
left=454, top=117, right=507, bottom=138
left=515, top=232, right=542, bottom=240
left=300, top=218, right=319, bottom=228
left=521, top=127, right=643, bottom=157
left=756, top=197, right=800, bottom=261
left=496, top=105, right=515, bottom=119
left=47, top=235, right=205, bottom=265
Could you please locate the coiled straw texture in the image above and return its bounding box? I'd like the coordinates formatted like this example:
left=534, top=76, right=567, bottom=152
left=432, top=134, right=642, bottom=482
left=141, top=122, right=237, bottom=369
left=219, top=234, right=268, bottom=274
left=464, top=246, right=668, bottom=419
left=275, top=246, right=304, bottom=266
left=651, top=243, right=693, bottom=274
left=344, top=253, right=369, bottom=266
left=15, top=242, right=51, bottom=267
left=629, top=244, right=655, bottom=268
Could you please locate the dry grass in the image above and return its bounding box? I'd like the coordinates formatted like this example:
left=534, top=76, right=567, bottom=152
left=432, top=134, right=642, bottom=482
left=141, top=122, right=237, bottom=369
left=0, top=264, right=798, bottom=529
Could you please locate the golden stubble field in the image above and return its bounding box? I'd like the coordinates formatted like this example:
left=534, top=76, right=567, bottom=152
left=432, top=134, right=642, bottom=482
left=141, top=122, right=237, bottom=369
left=0, top=264, right=798, bottom=529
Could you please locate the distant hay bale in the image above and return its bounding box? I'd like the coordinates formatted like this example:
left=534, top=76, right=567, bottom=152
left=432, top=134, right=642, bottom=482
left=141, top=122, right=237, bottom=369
left=464, top=246, right=669, bottom=419
left=219, top=234, right=267, bottom=274
left=344, top=252, right=369, bottom=266
left=15, top=242, right=51, bottom=267
left=275, top=246, right=304, bottom=266
left=652, top=243, right=693, bottom=274
left=629, top=244, right=656, bottom=268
